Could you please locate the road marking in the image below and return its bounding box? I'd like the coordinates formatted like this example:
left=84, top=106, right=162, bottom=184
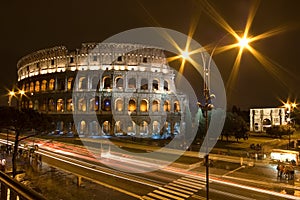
left=181, top=176, right=206, bottom=184
left=147, top=192, right=170, bottom=200
left=222, top=165, right=245, bottom=177
left=176, top=179, right=205, bottom=188
left=141, top=195, right=156, bottom=200
left=158, top=187, right=190, bottom=198
left=168, top=182, right=198, bottom=192
left=153, top=190, right=185, bottom=200
left=164, top=185, right=194, bottom=195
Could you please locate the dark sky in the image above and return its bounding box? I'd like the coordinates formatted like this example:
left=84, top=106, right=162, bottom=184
left=1, top=0, right=299, bottom=110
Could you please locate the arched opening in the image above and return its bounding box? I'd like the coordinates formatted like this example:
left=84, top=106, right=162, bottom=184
left=34, top=100, right=39, bottom=110
left=48, top=98, right=55, bottom=111
left=103, top=76, right=111, bottom=89
left=89, top=97, right=99, bottom=111
left=115, top=77, right=123, bottom=89
left=152, top=79, right=159, bottom=91
left=140, top=99, right=148, bottom=112
left=40, top=99, right=47, bottom=111
left=115, top=121, right=124, bottom=135
left=174, top=101, right=180, bottom=112
left=78, top=98, right=87, bottom=112
left=49, top=79, right=55, bottom=90
left=79, top=121, right=87, bottom=135
left=152, top=121, right=160, bottom=135
left=102, top=98, right=111, bottom=111
left=163, top=100, right=170, bottom=112
left=128, top=99, right=136, bottom=112
left=128, top=78, right=136, bottom=89
left=164, top=80, right=169, bottom=91
left=66, top=98, right=73, bottom=111
left=57, top=99, right=64, bottom=112
left=41, top=80, right=47, bottom=91
left=102, top=121, right=110, bottom=135
left=139, top=121, right=148, bottom=136
left=30, top=82, right=34, bottom=93
left=140, top=78, right=148, bottom=90
left=79, top=77, right=87, bottom=90
left=152, top=100, right=160, bottom=112
left=57, top=79, right=65, bottom=91
left=90, top=121, right=99, bottom=136
left=35, top=81, right=40, bottom=92
left=67, top=77, right=74, bottom=90
left=25, top=83, right=30, bottom=92
left=115, top=99, right=123, bottom=112
left=127, top=121, right=136, bottom=136
left=174, top=122, right=180, bottom=135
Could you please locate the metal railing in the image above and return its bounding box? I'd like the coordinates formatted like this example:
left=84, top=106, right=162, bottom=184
left=0, top=171, right=46, bottom=200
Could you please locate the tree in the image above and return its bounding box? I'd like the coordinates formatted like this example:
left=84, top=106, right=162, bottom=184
left=221, top=112, right=248, bottom=142
left=266, top=125, right=295, bottom=138
left=0, top=107, right=54, bottom=178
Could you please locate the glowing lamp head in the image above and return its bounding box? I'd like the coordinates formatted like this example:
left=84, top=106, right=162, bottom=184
left=181, top=50, right=190, bottom=59
left=9, top=91, right=15, bottom=96
left=19, top=90, right=25, bottom=95
left=238, top=37, right=250, bottom=49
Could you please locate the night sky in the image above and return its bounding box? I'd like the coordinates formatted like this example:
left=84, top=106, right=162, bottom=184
left=1, top=0, right=299, bottom=110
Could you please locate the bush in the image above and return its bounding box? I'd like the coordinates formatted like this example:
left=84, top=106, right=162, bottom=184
left=266, top=125, right=295, bottom=138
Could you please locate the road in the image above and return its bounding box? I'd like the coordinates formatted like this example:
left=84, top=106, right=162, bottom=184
left=0, top=136, right=299, bottom=200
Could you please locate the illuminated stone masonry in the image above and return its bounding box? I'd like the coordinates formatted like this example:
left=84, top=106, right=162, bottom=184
left=250, top=108, right=286, bottom=132
left=17, top=43, right=188, bottom=138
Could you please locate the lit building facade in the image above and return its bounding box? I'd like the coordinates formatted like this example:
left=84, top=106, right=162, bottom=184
left=250, top=108, right=286, bottom=132
left=17, top=43, right=187, bottom=137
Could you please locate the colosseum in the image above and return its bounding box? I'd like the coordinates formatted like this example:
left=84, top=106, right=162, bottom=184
left=17, top=43, right=188, bottom=138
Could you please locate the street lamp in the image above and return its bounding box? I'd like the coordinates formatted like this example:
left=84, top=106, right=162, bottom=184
left=8, top=90, right=16, bottom=107
left=283, top=101, right=297, bottom=149
left=192, top=33, right=250, bottom=200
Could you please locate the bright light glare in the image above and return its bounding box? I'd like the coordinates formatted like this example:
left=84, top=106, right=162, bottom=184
left=181, top=50, right=190, bottom=59
left=9, top=91, right=15, bottom=96
left=19, top=90, right=25, bottom=95
left=238, top=37, right=250, bottom=49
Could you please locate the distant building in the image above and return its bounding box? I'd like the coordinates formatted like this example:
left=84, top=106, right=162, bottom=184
left=250, top=108, right=286, bottom=132
left=17, top=43, right=188, bottom=138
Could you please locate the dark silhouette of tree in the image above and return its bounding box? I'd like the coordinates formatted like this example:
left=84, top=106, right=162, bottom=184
left=0, top=106, right=54, bottom=178
left=221, top=112, right=248, bottom=142
left=266, top=125, right=295, bottom=138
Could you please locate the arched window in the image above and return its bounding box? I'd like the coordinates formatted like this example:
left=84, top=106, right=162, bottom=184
left=103, top=76, right=111, bottom=89
left=40, top=99, right=47, bottom=111
left=79, top=121, right=87, bottom=135
left=49, top=79, right=55, bottom=90
left=79, top=77, right=87, bottom=90
left=152, top=79, right=159, bottom=91
left=153, top=121, right=160, bottom=134
left=35, top=81, right=40, bottom=92
left=174, top=101, right=180, bottom=112
left=152, top=100, right=160, bottom=112
left=128, top=99, right=136, bottom=112
left=67, top=77, right=74, bottom=90
left=57, top=99, right=64, bottom=112
left=78, top=98, right=87, bottom=111
left=139, top=121, right=148, bottom=136
left=34, top=100, right=39, bottom=110
left=140, top=99, right=148, bottom=112
left=115, top=99, right=123, bottom=111
left=25, top=83, right=30, bottom=92
left=140, top=78, right=148, bottom=90
left=57, top=79, right=65, bottom=91
left=115, top=121, right=124, bottom=135
left=30, top=82, right=34, bottom=92
left=116, top=77, right=123, bottom=89
left=66, top=99, right=73, bottom=111
left=102, top=98, right=111, bottom=111
left=164, top=80, right=169, bottom=91
left=91, top=76, right=100, bottom=90
left=90, top=121, right=99, bottom=136
left=128, top=78, right=136, bottom=89
left=89, top=97, right=99, bottom=111
left=41, top=80, right=47, bottom=91
left=102, top=121, right=110, bottom=135
left=164, top=100, right=170, bottom=112
left=48, top=98, right=55, bottom=111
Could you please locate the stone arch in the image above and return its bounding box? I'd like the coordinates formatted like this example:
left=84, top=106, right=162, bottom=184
left=30, top=82, right=34, bottom=92
left=140, top=78, right=148, bottom=90
left=139, top=121, right=149, bottom=136
left=152, top=121, right=160, bottom=135
left=35, top=81, right=40, bottom=92
left=152, top=79, right=159, bottom=91
left=102, top=98, right=111, bottom=111
left=66, top=98, right=73, bottom=111
left=67, top=77, right=74, bottom=90
left=115, top=98, right=124, bottom=111
left=78, top=98, right=87, bottom=111
left=91, top=76, right=100, bottom=90
left=115, top=76, right=124, bottom=89
left=128, top=77, right=136, bottom=89
left=79, top=76, right=88, bottom=90
left=152, top=100, right=160, bottom=112
left=49, top=79, right=55, bottom=90
left=41, top=80, right=47, bottom=91
left=103, top=76, right=112, bottom=89
left=128, top=99, right=137, bottom=112
left=57, top=99, right=64, bottom=112
left=174, top=100, right=180, bottom=112
left=163, top=80, right=169, bottom=91
left=140, top=99, right=148, bottom=112
left=48, top=98, right=55, bottom=111
left=102, top=121, right=111, bottom=135
left=34, top=100, right=39, bottom=110
left=163, top=100, right=170, bottom=112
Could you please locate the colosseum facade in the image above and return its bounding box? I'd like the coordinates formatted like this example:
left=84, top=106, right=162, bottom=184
left=17, top=43, right=188, bottom=138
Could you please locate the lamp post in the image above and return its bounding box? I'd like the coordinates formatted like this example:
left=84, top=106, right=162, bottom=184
left=8, top=91, right=16, bottom=107
left=284, top=101, right=297, bottom=149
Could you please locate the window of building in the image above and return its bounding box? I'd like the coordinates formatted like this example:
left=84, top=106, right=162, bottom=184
left=102, top=98, right=111, bottom=111
left=56, top=99, right=64, bottom=112
left=49, top=79, right=55, bottom=90
left=140, top=99, right=148, bottom=112
left=152, top=79, right=159, bottom=91
left=78, top=98, right=87, bottom=112
left=51, top=59, right=55, bottom=65
left=143, top=57, right=147, bottom=63
left=91, top=77, right=100, bottom=90
left=93, top=55, right=97, bottom=62
left=115, top=99, right=123, bottom=111
left=67, top=77, right=74, bottom=90
left=29, top=101, right=33, bottom=109
left=34, top=100, right=39, bottom=110
left=164, top=80, right=169, bottom=91
left=163, top=100, right=170, bottom=112
left=102, top=121, right=110, bottom=135
left=48, top=98, right=55, bottom=111
left=103, top=76, right=111, bottom=89
left=116, top=77, right=123, bottom=89
left=66, top=99, right=73, bottom=111
left=152, top=100, right=159, bottom=112
left=140, top=78, right=148, bottom=90
left=35, top=81, right=40, bottom=92
left=30, top=82, right=34, bottom=93
left=128, top=78, right=136, bottom=89
left=79, top=77, right=87, bottom=90
left=174, top=101, right=180, bottom=112
left=70, top=57, right=74, bottom=63
left=41, top=80, right=47, bottom=91
left=117, top=56, right=122, bottom=62
left=128, top=99, right=136, bottom=112
left=89, top=97, right=99, bottom=111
